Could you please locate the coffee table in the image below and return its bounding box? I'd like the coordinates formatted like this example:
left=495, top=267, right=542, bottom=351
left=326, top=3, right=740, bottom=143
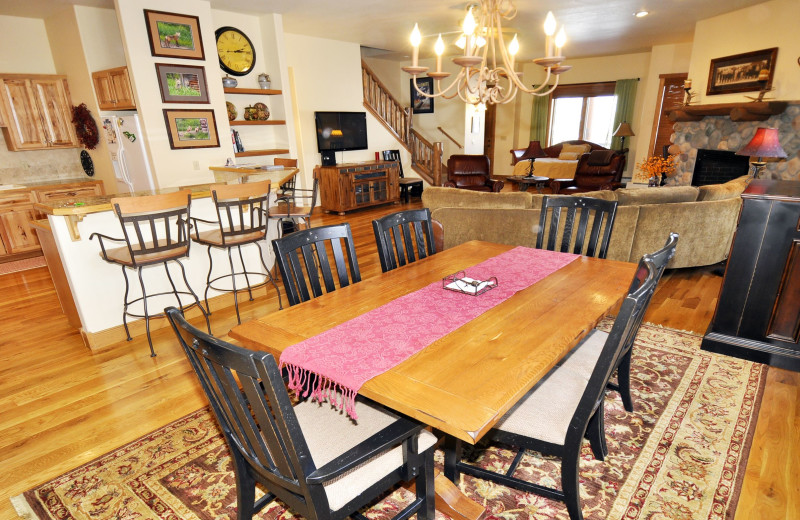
left=506, top=175, right=550, bottom=192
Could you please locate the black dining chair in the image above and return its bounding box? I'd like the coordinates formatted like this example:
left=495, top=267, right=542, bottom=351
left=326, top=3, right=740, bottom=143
left=272, top=223, right=361, bottom=306
left=559, top=232, right=679, bottom=412
left=383, top=149, right=423, bottom=203
left=443, top=234, right=676, bottom=520
left=536, top=196, right=618, bottom=259
left=90, top=190, right=210, bottom=357
left=188, top=180, right=282, bottom=324
left=372, top=208, right=436, bottom=273
left=165, top=307, right=436, bottom=520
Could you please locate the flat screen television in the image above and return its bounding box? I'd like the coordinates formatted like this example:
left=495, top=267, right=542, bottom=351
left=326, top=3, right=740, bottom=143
left=314, top=111, right=368, bottom=152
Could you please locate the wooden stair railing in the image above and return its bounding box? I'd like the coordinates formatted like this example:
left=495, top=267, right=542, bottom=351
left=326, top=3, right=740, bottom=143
left=362, top=60, right=411, bottom=151
left=410, top=129, right=445, bottom=187
left=361, top=59, right=445, bottom=186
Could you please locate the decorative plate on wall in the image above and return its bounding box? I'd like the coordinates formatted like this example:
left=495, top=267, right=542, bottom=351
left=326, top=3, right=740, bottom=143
left=80, top=150, right=95, bottom=177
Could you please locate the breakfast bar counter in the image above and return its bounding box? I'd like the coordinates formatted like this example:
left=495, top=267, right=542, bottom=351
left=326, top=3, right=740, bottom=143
left=35, top=178, right=287, bottom=351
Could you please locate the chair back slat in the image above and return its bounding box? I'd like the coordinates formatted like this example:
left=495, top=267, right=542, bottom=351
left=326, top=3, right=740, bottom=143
left=372, top=209, right=436, bottom=273
left=537, top=196, right=618, bottom=259
left=273, top=224, right=361, bottom=306
left=167, top=308, right=312, bottom=497
left=111, top=191, right=192, bottom=266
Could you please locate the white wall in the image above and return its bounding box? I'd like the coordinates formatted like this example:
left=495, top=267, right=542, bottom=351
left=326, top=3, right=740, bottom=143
left=284, top=33, right=412, bottom=188
left=113, top=0, right=225, bottom=189
left=688, top=0, right=800, bottom=104
left=75, top=6, right=126, bottom=72
left=0, top=16, right=56, bottom=74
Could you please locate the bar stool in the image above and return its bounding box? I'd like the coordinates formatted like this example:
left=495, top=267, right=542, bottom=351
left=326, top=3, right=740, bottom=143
left=90, top=190, right=210, bottom=357
left=268, top=166, right=319, bottom=238
left=189, top=180, right=282, bottom=324
left=274, top=157, right=298, bottom=201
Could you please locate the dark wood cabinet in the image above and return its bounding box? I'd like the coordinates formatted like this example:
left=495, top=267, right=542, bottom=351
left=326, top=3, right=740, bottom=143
left=702, top=179, right=800, bottom=371
left=318, top=160, right=400, bottom=215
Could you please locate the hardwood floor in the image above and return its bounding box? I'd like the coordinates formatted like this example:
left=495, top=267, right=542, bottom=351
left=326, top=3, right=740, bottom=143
left=0, top=198, right=797, bottom=519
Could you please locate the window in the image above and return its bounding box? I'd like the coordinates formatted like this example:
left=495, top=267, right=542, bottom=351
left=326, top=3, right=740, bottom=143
left=548, top=82, right=616, bottom=147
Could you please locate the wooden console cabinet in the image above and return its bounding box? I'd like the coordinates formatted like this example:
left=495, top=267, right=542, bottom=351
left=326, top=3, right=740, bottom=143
left=701, top=180, right=800, bottom=371
left=318, top=160, right=400, bottom=215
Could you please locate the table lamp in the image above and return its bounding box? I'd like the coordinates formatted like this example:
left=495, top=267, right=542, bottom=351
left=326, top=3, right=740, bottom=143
left=736, top=127, right=787, bottom=179
left=518, top=141, right=548, bottom=176
left=613, top=122, right=635, bottom=152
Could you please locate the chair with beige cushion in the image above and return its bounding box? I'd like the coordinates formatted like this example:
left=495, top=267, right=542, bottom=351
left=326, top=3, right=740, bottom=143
left=189, top=180, right=282, bottom=324
left=166, top=307, right=436, bottom=520
left=444, top=233, right=676, bottom=520
left=444, top=154, right=504, bottom=192
left=90, top=190, right=210, bottom=357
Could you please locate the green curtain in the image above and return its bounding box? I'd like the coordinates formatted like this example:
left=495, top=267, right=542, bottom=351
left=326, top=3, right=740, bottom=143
left=529, top=87, right=549, bottom=143
left=611, top=79, right=638, bottom=150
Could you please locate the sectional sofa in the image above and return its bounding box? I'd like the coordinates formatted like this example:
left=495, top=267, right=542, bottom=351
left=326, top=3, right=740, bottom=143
left=423, top=176, right=749, bottom=269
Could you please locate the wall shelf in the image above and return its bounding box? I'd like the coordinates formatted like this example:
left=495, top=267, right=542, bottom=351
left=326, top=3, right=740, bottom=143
left=669, top=101, right=788, bottom=122
left=234, top=149, right=290, bottom=158
left=229, top=120, right=286, bottom=126
left=224, top=87, right=282, bottom=95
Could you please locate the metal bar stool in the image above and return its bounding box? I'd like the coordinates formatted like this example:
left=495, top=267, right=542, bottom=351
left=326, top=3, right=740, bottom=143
left=90, top=190, right=210, bottom=357
left=268, top=166, right=319, bottom=238
left=189, top=180, right=282, bottom=324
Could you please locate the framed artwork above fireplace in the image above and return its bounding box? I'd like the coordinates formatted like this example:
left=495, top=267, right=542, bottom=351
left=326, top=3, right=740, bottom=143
left=706, top=47, right=778, bottom=96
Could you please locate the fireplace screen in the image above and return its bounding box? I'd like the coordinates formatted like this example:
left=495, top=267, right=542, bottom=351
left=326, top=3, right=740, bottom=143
left=692, top=149, right=750, bottom=186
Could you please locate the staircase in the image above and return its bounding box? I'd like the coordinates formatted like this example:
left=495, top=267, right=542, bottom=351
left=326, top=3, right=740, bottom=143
left=361, top=60, right=445, bottom=186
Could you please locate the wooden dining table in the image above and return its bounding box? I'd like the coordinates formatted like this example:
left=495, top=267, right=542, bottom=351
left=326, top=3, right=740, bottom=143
left=229, top=239, right=637, bottom=519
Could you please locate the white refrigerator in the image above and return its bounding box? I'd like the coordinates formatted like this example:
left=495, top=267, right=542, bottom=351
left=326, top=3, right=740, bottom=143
left=102, top=114, right=156, bottom=194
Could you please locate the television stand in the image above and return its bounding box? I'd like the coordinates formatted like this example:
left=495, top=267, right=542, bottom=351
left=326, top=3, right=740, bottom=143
left=318, top=160, right=400, bottom=215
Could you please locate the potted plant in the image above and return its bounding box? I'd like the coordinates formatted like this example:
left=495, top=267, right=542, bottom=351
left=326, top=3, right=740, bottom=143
left=637, top=155, right=677, bottom=186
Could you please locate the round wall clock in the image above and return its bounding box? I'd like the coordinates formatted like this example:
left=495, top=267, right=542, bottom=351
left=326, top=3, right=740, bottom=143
left=215, top=26, right=256, bottom=76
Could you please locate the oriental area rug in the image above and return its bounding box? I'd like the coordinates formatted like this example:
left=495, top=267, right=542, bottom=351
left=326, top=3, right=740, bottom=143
left=12, top=323, right=767, bottom=520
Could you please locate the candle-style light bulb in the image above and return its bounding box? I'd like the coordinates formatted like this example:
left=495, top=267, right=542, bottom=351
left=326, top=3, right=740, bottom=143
left=544, top=12, right=557, bottom=36
left=508, top=34, right=519, bottom=69
left=463, top=6, right=476, bottom=56
left=544, top=11, right=557, bottom=57
left=410, top=23, right=421, bottom=67
left=554, top=27, right=566, bottom=56
left=435, top=34, right=445, bottom=72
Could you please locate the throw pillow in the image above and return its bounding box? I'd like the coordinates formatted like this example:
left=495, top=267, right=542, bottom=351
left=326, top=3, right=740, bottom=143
left=558, top=152, right=581, bottom=160
left=587, top=150, right=615, bottom=166
left=561, top=143, right=592, bottom=155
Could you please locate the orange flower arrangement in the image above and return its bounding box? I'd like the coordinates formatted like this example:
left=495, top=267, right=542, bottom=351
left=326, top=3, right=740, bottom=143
left=636, top=155, right=677, bottom=184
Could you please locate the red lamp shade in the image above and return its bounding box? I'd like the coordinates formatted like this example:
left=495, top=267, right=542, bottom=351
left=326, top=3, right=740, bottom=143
left=736, top=127, right=787, bottom=160
left=519, top=140, right=548, bottom=160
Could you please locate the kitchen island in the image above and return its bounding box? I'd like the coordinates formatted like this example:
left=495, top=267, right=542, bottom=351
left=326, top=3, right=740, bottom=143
left=34, top=172, right=291, bottom=351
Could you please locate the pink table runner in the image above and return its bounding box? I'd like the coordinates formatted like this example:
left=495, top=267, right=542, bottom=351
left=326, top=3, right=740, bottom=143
left=280, top=246, right=579, bottom=418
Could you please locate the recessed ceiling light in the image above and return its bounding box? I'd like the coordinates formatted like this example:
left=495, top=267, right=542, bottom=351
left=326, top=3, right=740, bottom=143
left=634, top=10, right=649, bottom=18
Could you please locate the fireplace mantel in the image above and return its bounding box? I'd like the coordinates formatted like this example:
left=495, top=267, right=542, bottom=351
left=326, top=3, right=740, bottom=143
left=669, top=101, right=789, bottom=122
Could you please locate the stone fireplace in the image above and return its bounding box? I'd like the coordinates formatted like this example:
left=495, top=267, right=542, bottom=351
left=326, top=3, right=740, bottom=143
left=668, top=103, right=800, bottom=185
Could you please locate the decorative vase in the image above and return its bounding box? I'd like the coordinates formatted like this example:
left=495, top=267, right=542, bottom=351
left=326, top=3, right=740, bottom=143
left=648, top=175, right=660, bottom=187
left=222, top=75, right=238, bottom=88
left=257, top=73, right=271, bottom=89
left=243, top=105, right=258, bottom=121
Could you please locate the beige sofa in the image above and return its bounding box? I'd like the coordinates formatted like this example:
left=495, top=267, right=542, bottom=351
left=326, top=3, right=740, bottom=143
left=422, top=176, right=749, bottom=268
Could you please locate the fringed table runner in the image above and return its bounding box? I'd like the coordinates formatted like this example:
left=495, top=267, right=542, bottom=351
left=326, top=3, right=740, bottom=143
left=280, top=246, right=579, bottom=418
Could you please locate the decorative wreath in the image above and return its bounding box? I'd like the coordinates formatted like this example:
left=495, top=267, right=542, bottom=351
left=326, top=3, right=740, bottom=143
left=71, top=103, right=99, bottom=150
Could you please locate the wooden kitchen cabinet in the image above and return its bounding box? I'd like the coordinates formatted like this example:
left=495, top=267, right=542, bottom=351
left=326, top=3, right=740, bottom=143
left=0, top=74, right=78, bottom=151
left=31, top=181, right=104, bottom=219
left=92, top=66, right=136, bottom=110
left=318, top=160, right=400, bottom=215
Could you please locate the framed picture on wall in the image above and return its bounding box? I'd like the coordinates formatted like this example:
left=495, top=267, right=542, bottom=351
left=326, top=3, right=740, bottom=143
left=706, top=47, right=778, bottom=95
left=410, top=77, right=434, bottom=114
left=163, top=109, right=220, bottom=149
left=144, top=9, right=205, bottom=60
left=155, top=63, right=209, bottom=103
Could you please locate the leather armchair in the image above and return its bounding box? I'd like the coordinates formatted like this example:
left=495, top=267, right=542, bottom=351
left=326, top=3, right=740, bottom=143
left=551, top=149, right=626, bottom=194
left=444, top=154, right=504, bottom=192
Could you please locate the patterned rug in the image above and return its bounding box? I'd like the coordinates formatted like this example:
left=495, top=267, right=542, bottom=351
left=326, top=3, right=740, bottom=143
left=12, top=323, right=767, bottom=520
left=0, top=256, right=47, bottom=275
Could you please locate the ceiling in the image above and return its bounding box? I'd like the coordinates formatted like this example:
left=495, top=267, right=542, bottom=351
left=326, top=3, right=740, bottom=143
left=1, top=0, right=768, bottom=60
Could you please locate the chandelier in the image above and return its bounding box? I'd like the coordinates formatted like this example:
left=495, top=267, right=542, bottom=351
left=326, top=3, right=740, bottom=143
left=402, top=0, right=570, bottom=107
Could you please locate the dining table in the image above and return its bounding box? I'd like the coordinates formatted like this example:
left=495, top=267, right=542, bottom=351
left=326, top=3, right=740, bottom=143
left=229, top=239, right=637, bottom=519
